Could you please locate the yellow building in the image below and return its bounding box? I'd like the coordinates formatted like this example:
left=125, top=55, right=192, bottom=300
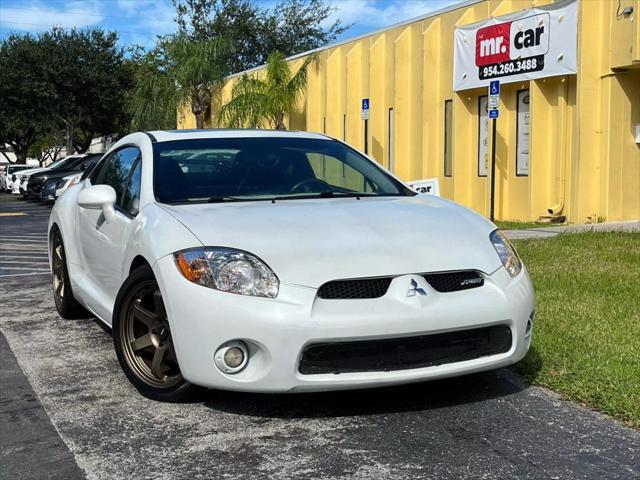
left=179, top=0, right=640, bottom=224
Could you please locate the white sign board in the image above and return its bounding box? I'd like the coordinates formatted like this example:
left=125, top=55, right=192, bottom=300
left=407, top=178, right=440, bottom=196
left=453, top=0, right=577, bottom=91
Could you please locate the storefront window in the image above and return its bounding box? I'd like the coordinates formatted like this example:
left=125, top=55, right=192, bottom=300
left=388, top=108, right=394, bottom=173
left=478, top=95, right=489, bottom=177
left=444, top=100, right=453, bottom=177
left=516, top=90, right=530, bottom=176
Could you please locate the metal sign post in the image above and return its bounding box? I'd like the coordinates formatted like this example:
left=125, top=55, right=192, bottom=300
left=361, top=98, right=370, bottom=154
left=488, top=81, right=500, bottom=221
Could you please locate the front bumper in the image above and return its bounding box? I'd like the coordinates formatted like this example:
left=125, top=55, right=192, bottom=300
left=154, top=256, right=535, bottom=393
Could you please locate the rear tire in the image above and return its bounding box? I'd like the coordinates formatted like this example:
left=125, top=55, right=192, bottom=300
left=112, top=265, right=199, bottom=402
left=51, top=229, right=90, bottom=319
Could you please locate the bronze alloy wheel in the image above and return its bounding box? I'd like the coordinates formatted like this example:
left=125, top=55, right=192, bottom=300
left=51, top=240, right=65, bottom=308
left=50, top=230, right=88, bottom=319
left=120, top=282, right=182, bottom=388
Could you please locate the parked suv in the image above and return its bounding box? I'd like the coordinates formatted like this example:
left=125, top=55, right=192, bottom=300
left=27, top=154, right=102, bottom=201
left=11, top=156, right=80, bottom=196
left=38, top=154, right=103, bottom=203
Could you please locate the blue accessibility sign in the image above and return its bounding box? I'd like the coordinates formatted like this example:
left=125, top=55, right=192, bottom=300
left=489, top=109, right=499, bottom=119
left=361, top=98, right=370, bottom=120
left=489, top=80, right=500, bottom=95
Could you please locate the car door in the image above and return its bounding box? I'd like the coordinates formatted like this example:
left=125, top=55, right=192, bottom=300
left=77, top=146, right=143, bottom=321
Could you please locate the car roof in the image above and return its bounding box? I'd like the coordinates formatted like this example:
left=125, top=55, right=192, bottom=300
left=146, top=129, right=332, bottom=143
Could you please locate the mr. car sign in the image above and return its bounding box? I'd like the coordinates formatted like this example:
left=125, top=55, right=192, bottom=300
left=453, top=0, right=577, bottom=91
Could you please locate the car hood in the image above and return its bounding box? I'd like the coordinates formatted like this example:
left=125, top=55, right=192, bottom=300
left=15, top=167, right=46, bottom=178
left=31, top=168, right=81, bottom=181
left=159, top=195, right=502, bottom=288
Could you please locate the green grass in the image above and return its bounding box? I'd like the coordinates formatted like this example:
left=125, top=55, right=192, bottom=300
left=495, top=220, right=565, bottom=230
left=514, top=232, right=640, bottom=429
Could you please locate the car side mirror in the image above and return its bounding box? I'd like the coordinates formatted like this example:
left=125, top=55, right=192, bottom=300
left=77, top=184, right=117, bottom=223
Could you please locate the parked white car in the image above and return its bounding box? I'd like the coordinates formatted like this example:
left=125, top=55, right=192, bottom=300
left=1, top=164, right=32, bottom=192
left=49, top=130, right=534, bottom=402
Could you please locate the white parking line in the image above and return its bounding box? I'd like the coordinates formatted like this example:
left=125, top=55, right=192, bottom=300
left=0, top=260, right=49, bottom=264
left=0, top=239, right=48, bottom=244
left=0, top=252, right=48, bottom=255
left=0, top=271, right=50, bottom=277
left=0, top=267, right=49, bottom=277
left=0, top=233, right=47, bottom=237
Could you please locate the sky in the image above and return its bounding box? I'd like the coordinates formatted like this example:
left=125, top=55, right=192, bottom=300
left=0, top=0, right=459, bottom=49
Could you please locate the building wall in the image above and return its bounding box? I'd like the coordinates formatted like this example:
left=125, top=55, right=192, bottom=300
left=179, top=0, right=640, bottom=223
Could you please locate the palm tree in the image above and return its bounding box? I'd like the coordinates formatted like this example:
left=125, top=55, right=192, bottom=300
left=130, top=36, right=225, bottom=130
left=219, top=51, right=316, bottom=130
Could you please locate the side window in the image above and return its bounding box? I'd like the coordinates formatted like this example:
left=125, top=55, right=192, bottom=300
left=121, top=160, right=142, bottom=216
left=94, top=147, right=141, bottom=202
left=86, top=157, right=107, bottom=183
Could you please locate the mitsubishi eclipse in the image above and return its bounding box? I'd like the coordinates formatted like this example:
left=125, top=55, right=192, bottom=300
left=48, top=130, right=534, bottom=402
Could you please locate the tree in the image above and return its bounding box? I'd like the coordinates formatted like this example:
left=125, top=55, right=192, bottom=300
left=219, top=51, right=315, bottom=130
left=173, top=0, right=348, bottom=74
left=38, top=28, right=132, bottom=154
left=0, top=34, right=53, bottom=163
left=127, top=47, right=178, bottom=131
left=29, top=129, right=66, bottom=166
left=129, top=36, right=225, bottom=130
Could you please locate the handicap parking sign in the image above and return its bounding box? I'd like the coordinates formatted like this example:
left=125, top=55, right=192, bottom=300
left=361, top=98, right=370, bottom=120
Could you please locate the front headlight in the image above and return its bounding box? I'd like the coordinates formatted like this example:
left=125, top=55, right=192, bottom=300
left=174, top=248, right=279, bottom=298
left=57, top=173, right=81, bottom=190
left=490, top=230, right=522, bottom=278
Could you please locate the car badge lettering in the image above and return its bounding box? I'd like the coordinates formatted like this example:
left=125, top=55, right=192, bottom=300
left=460, top=277, right=484, bottom=287
left=407, top=279, right=427, bottom=297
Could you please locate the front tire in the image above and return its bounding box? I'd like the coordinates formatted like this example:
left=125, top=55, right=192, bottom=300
left=112, top=265, right=198, bottom=402
left=51, top=229, right=90, bottom=319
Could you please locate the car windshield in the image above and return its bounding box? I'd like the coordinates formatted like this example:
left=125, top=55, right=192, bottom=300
left=46, top=157, right=70, bottom=170
left=50, top=156, right=82, bottom=171
left=63, top=156, right=93, bottom=171
left=153, top=137, right=412, bottom=203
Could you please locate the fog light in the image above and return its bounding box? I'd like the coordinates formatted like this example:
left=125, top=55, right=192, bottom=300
left=525, top=310, right=534, bottom=337
left=214, top=341, right=248, bottom=374
left=224, top=347, right=244, bottom=368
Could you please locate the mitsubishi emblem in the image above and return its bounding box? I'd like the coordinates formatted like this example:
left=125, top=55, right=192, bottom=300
left=407, top=278, right=427, bottom=297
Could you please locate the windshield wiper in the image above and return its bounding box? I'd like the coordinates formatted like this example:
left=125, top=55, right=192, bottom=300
left=317, top=190, right=363, bottom=198
left=206, top=196, right=245, bottom=203
left=271, top=191, right=365, bottom=201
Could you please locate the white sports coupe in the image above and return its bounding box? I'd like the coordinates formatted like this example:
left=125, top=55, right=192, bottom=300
left=49, top=130, right=534, bottom=402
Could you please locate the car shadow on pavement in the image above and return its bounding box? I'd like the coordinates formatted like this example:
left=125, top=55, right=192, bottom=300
left=201, top=367, right=534, bottom=419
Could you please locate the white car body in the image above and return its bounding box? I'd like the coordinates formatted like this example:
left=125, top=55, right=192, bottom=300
left=12, top=166, right=47, bottom=194
left=49, top=130, right=534, bottom=395
left=1, top=164, right=31, bottom=192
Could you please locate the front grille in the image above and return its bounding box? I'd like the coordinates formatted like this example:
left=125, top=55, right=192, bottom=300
left=28, top=176, right=45, bottom=193
left=423, top=271, right=484, bottom=292
left=317, top=278, right=392, bottom=299
left=299, top=325, right=512, bottom=374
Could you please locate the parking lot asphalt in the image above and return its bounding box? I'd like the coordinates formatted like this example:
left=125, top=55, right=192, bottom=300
left=1, top=194, right=639, bottom=480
